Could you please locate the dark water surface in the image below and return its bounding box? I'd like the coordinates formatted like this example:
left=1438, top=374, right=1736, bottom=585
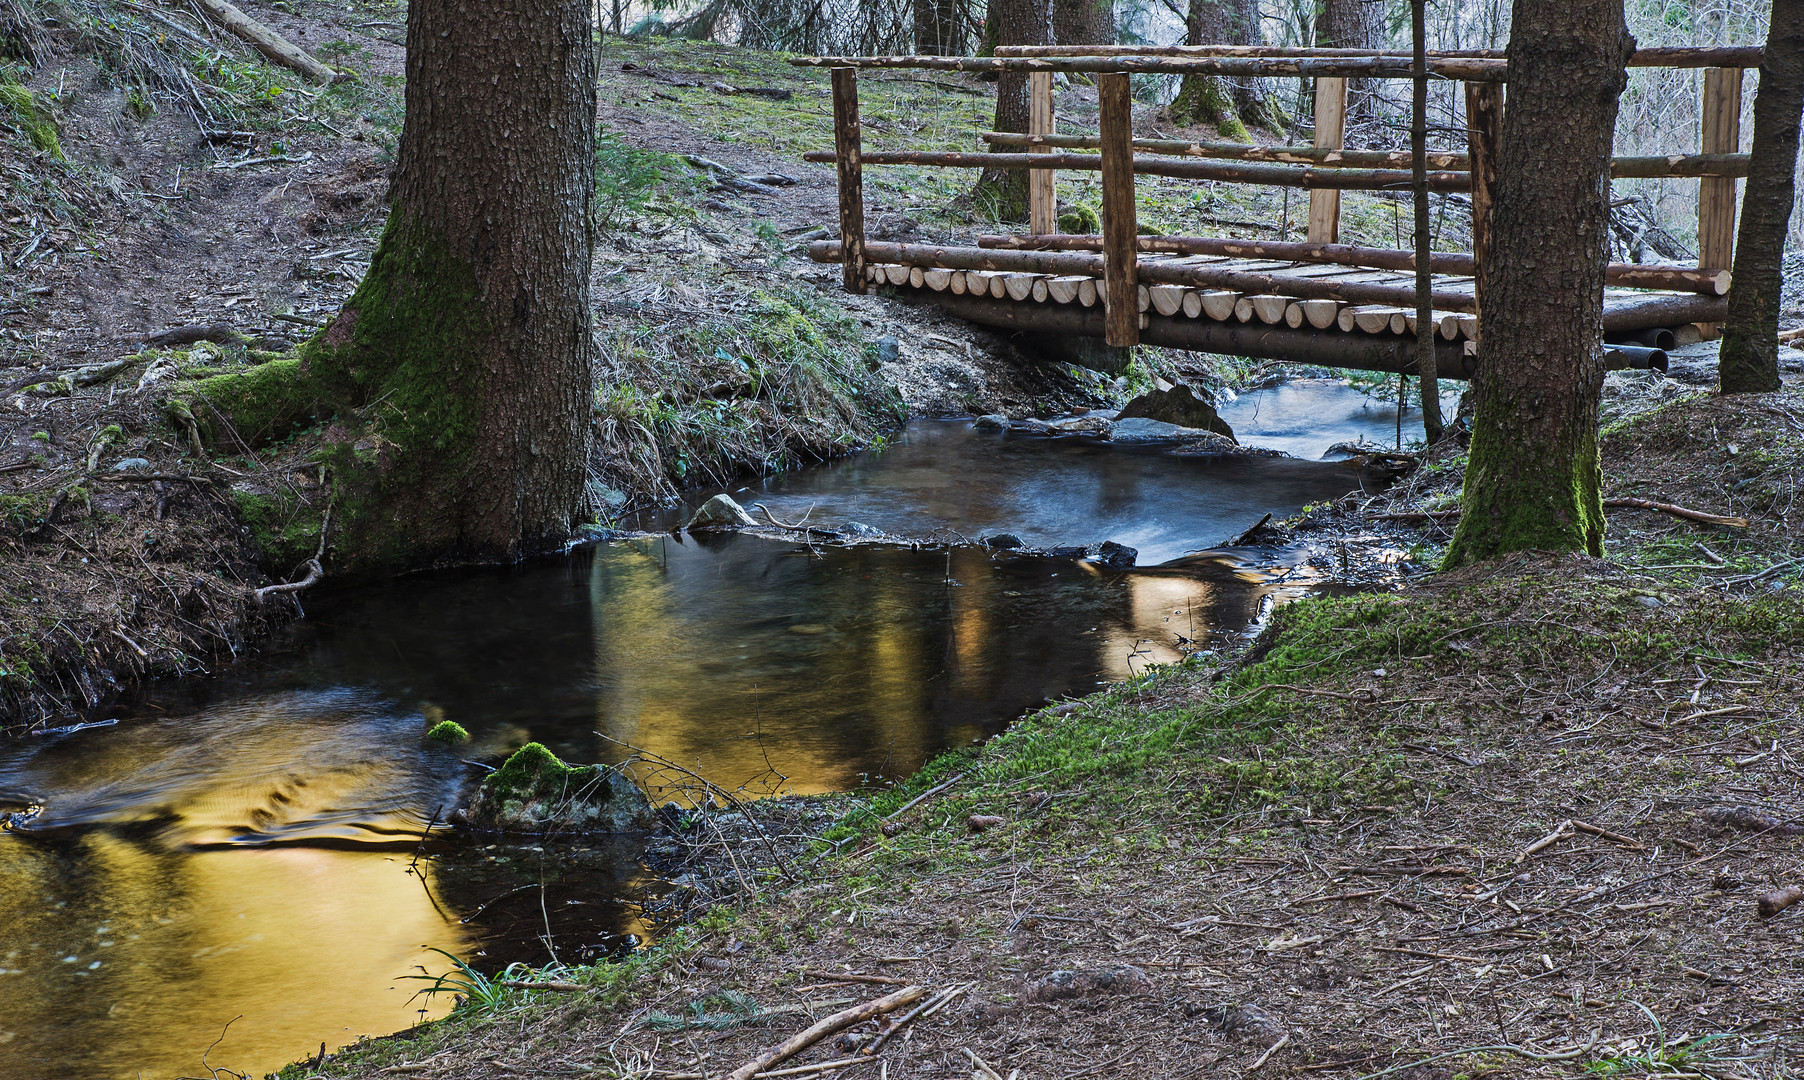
left=661, top=389, right=1389, bottom=565
left=0, top=400, right=1380, bottom=1080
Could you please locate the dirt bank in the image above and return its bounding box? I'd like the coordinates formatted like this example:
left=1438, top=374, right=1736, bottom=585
left=277, top=381, right=1803, bottom=1080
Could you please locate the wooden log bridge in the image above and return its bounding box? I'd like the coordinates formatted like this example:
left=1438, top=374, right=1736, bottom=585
left=800, top=46, right=1754, bottom=377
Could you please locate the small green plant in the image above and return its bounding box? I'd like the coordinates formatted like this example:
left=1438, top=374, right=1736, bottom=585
left=401, top=948, right=516, bottom=1015
left=124, top=89, right=154, bottom=119
left=595, top=130, right=695, bottom=231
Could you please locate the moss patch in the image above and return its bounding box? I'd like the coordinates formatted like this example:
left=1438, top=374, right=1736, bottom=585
left=0, top=70, right=62, bottom=159
left=426, top=719, right=469, bottom=744
left=231, top=489, right=323, bottom=569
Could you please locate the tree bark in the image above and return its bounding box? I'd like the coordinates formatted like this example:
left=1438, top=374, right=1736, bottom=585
left=1052, top=0, right=1111, bottom=48
left=972, top=0, right=1049, bottom=219
left=1319, top=0, right=1385, bottom=123
left=1717, top=1, right=1803, bottom=395
left=1170, top=0, right=1267, bottom=135
left=1443, top=0, right=1632, bottom=567
left=222, top=0, right=599, bottom=570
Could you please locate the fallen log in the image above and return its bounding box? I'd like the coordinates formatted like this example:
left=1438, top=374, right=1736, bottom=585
left=1758, top=885, right=1803, bottom=918
left=978, top=233, right=1731, bottom=295
left=726, top=985, right=927, bottom=1080
left=1602, top=497, right=1750, bottom=527
left=191, top=0, right=338, bottom=84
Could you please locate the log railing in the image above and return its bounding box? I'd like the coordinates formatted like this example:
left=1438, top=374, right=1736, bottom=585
left=801, top=46, right=1756, bottom=350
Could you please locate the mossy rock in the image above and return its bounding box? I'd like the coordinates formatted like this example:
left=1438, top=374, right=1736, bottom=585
left=458, top=742, right=657, bottom=834
left=426, top=720, right=469, bottom=744
left=1057, top=205, right=1100, bottom=234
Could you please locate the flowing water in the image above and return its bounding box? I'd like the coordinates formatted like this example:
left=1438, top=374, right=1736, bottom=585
left=0, top=380, right=1397, bottom=1079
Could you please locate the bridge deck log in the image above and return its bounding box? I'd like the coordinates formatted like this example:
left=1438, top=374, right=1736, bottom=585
left=976, top=234, right=1730, bottom=294
left=911, top=291, right=1668, bottom=380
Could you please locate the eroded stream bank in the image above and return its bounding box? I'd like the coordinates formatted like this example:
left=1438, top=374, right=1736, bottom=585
left=0, top=382, right=1407, bottom=1080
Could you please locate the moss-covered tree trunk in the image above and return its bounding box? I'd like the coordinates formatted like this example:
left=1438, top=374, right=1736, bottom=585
left=295, top=0, right=599, bottom=568
left=1169, top=0, right=1266, bottom=137
left=971, top=0, right=1048, bottom=220
left=1442, top=0, right=1632, bottom=568
left=1718, top=1, right=1804, bottom=395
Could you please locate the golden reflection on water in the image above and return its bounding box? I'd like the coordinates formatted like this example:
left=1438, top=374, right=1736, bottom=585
left=0, top=831, right=462, bottom=1080
left=586, top=541, right=1265, bottom=796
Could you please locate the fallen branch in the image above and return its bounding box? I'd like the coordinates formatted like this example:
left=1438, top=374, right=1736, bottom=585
left=255, top=501, right=331, bottom=605
left=801, top=970, right=906, bottom=986
left=883, top=771, right=969, bottom=822
left=1602, top=496, right=1749, bottom=527
left=190, top=0, right=338, bottom=84
left=1572, top=819, right=1644, bottom=850
left=99, top=472, right=215, bottom=485
left=1757, top=885, right=1802, bottom=918
left=726, top=986, right=927, bottom=1080
left=255, top=558, right=321, bottom=604
left=860, top=983, right=967, bottom=1057
left=1248, top=1033, right=1291, bottom=1072
left=1375, top=500, right=1749, bottom=528
left=1514, top=820, right=1574, bottom=864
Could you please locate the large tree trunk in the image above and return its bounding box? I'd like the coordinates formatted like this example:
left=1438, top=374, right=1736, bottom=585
left=247, top=0, right=597, bottom=570
left=1718, top=2, right=1804, bottom=395
left=1443, top=0, right=1632, bottom=567
left=1052, top=0, right=1111, bottom=48
left=1170, top=0, right=1267, bottom=136
left=1319, top=0, right=1385, bottom=124
left=972, top=0, right=1049, bottom=220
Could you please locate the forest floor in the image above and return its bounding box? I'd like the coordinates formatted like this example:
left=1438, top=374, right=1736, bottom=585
left=288, top=383, right=1804, bottom=1079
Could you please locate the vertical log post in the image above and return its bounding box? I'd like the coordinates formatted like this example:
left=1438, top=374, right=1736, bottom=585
left=1699, top=66, right=1743, bottom=272
left=1307, top=76, right=1347, bottom=244
left=1098, top=72, right=1138, bottom=348
left=1464, top=81, right=1503, bottom=317
left=832, top=67, right=867, bottom=295
left=1411, top=0, right=1442, bottom=444
left=1028, top=71, right=1057, bottom=235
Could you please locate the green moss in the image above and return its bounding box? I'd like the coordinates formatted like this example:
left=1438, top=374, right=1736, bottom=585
left=232, top=490, right=323, bottom=568
left=173, top=358, right=319, bottom=448
left=481, top=742, right=599, bottom=805
left=1057, top=204, right=1100, bottom=233
left=426, top=719, right=470, bottom=744
left=0, top=77, right=63, bottom=160
left=1168, top=74, right=1247, bottom=140
left=0, top=493, right=51, bottom=532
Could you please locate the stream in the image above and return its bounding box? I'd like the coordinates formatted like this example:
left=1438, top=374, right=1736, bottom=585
left=0, top=379, right=1410, bottom=1079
